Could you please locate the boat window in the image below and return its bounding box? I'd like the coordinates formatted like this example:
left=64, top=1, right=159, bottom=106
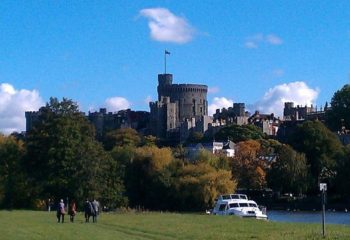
left=248, top=203, right=258, bottom=207
left=222, top=195, right=231, bottom=200
left=239, top=195, right=247, bottom=200
left=239, top=203, right=248, bottom=207
left=219, top=204, right=227, bottom=211
left=230, top=195, right=239, bottom=199
left=229, top=203, right=239, bottom=208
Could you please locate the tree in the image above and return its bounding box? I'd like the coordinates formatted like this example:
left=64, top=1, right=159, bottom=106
left=98, top=149, right=128, bottom=209
left=288, top=120, right=344, bottom=187
left=326, top=84, right=350, bottom=131
left=119, top=146, right=174, bottom=209
left=232, top=140, right=267, bottom=189
left=215, top=124, right=265, bottom=142
left=267, top=144, right=309, bottom=194
left=141, top=135, right=157, bottom=147
left=335, top=145, right=350, bottom=197
left=186, top=131, right=204, bottom=143
left=173, top=163, right=236, bottom=210
left=103, top=128, right=141, bottom=150
left=172, top=144, right=187, bottom=163
left=0, top=135, right=29, bottom=208
left=194, top=149, right=230, bottom=170
left=25, top=98, right=125, bottom=207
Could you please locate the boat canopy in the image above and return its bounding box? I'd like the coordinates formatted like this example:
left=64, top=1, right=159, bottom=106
left=219, top=194, right=248, bottom=200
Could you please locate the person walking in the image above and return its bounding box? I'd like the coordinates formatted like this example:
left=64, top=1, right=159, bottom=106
left=84, top=199, right=93, bottom=222
left=57, top=199, right=65, bottom=223
left=92, top=199, right=100, bottom=223
left=68, top=201, right=77, bottom=222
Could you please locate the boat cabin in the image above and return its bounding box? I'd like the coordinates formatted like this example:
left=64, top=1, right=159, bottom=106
left=218, top=194, right=248, bottom=201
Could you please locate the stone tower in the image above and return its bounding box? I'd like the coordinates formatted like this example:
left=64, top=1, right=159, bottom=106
left=150, top=73, right=208, bottom=139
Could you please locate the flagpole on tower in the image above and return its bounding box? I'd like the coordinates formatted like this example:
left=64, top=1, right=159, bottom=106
left=164, top=50, right=170, bottom=74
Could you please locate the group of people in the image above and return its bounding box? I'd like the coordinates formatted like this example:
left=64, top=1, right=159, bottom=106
left=84, top=199, right=100, bottom=223
left=56, top=199, right=99, bottom=223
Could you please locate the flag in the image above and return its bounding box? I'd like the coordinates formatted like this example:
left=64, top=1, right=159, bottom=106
left=165, top=50, right=170, bottom=55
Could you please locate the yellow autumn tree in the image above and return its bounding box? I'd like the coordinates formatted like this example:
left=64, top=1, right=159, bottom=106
left=174, top=163, right=236, bottom=210
left=232, top=140, right=267, bottom=189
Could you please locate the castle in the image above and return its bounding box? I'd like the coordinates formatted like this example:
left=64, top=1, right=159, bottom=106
left=25, top=72, right=210, bottom=143
left=25, top=71, right=349, bottom=146
left=149, top=73, right=210, bottom=142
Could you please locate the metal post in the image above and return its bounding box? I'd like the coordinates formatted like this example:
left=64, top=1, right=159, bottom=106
left=322, top=189, right=326, bottom=237
left=164, top=52, right=167, bottom=74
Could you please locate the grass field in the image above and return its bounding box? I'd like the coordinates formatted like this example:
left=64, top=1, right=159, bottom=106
left=0, top=210, right=349, bottom=240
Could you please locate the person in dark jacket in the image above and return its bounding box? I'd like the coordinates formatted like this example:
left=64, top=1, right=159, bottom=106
left=84, top=199, right=94, bottom=222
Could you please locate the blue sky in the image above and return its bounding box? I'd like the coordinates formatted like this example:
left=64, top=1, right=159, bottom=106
left=1, top=1, right=350, bottom=133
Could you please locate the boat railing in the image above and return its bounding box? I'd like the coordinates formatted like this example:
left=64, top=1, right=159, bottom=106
left=218, top=194, right=248, bottom=200
left=259, top=206, right=267, bottom=215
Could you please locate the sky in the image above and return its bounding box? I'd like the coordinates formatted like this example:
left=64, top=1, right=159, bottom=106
left=1, top=0, right=350, bottom=134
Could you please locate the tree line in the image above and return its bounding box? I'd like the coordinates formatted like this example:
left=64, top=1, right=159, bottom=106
left=0, top=84, right=350, bottom=210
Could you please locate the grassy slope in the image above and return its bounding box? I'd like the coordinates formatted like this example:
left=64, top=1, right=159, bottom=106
left=0, top=211, right=349, bottom=240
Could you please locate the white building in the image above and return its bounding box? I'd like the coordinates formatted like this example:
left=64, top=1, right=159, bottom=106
left=186, top=140, right=236, bottom=159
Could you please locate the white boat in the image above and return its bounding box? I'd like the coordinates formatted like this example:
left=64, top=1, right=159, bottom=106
left=211, top=194, right=268, bottom=219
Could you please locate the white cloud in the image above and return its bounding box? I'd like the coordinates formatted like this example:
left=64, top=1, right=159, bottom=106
left=208, top=86, right=220, bottom=94
left=245, top=33, right=283, bottom=49
left=208, top=97, right=233, bottom=116
left=254, top=81, right=319, bottom=117
left=244, top=41, right=258, bottom=49
left=140, top=8, right=195, bottom=44
left=272, top=69, right=285, bottom=78
left=266, top=34, right=283, bottom=45
left=0, top=83, right=44, bottom=134
left=105, top=97, right=131, bottom=112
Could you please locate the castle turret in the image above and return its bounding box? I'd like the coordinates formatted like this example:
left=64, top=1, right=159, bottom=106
left=157, top=74, right=173, bottom=101
left=150, top=72, right=208, bottom=140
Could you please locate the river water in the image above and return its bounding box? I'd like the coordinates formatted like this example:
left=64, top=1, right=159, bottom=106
left=268, top=210, right=350, bottom=225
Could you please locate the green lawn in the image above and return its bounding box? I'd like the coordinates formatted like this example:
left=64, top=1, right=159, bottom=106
left=0, top=210, right=349, bottom=240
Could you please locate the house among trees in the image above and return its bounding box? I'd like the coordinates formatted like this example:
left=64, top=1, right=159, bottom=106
left=248, top=111, right=280, bottom=136
left=186, top=140, right=236, bottom=159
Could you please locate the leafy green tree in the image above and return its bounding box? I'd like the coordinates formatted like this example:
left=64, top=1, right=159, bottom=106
left=186, top=131, right=204, bottom=143
left=194, top=149, right=230, bottom=170
left=172, top=144, right=187, bottom=163
left=0, top=135, right=29, bottom=208
left=25, top=98, right=125, bottom=207
left=326, top=84, right=350, bottom=131
left=142, top=135, right=157, bottom=147
left=288, top=120, right=344, bottom=186
left=99, top=151, right=128, bottom=209
left=267, top=144, right=309, bottom=194
left=215, top=124, right=265, bottom=142
left=122, top=146, right=174, bottom=209
left=103, top=128, right=141, bottom=150
left=110, top=145, right=236, bottom=211
left=335, top=145, right=350, bottom=197
left=110, top=145, right=174, bottom=209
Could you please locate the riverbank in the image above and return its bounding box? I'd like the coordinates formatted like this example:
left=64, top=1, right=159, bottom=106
left=249, top=194, right=350, bottom=212
left=0, top=210, right=349, bottom=239
left=268, top=210, right=350, bottom=225
left=236, top=189, right=350, bottom=212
